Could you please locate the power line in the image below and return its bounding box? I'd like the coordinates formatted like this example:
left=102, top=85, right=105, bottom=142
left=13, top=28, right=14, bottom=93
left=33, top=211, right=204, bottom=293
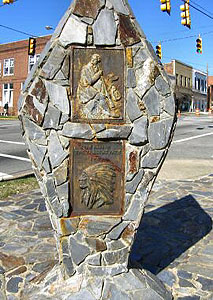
left=0, top=0, right=38, bottom=38
left=150, top=24, right=213, bottom=43
left=190, top=0, right=213, bottom=17
left=181, top=0, right=213, bottom=21
left=154, top=25, right=213, bottom=37
left=162, top=56, right=213, bottom=71
left=152, top=34, right=197, bottom=44
left=0, top=24, right=38, bottom=38
left=152, top=29, right=213, bottom=44
left=154, top=2, right=213, bottom=40
left=0, top=1, right=213, bottom=43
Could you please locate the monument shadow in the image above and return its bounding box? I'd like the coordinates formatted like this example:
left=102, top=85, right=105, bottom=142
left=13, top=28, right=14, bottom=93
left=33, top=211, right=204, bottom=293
left=129, top=194, right=212, bottom=275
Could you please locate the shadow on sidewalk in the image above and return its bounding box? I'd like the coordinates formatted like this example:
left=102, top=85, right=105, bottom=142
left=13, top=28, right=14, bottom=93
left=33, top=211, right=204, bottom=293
left=129, top=195, right=212, bottom=275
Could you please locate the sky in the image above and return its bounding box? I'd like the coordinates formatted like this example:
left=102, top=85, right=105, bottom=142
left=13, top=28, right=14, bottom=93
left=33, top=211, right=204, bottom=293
left=0, top=0, right=213, bottom=74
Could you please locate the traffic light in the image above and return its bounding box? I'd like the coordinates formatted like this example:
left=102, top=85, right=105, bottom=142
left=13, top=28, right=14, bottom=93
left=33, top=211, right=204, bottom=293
left=156, top=44, right=162, bottom=60
left=196, top=36, right=202, bottom=54
left=160, top=0, right=171, bottom=15
left=180, top=0, right=191, bottom=29
left=28, top=38, right=36, bottom=56
left=2, top=0, right=14, bottom=4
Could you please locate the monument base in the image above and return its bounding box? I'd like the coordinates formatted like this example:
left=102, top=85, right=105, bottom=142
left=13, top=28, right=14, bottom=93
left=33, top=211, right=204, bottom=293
left=21, top=266, right=172, bottom=300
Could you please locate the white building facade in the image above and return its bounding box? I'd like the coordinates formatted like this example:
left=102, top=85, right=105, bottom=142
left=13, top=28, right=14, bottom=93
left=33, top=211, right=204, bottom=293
left=191, top=69, right=208, bottom=112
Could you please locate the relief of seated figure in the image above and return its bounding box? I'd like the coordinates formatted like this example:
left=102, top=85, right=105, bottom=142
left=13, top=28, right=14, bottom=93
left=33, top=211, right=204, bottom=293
left=77, top=54, right=121, bottom=119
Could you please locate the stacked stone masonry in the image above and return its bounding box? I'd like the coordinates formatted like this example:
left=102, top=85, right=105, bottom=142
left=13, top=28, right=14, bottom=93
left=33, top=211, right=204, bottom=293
left=18, top=0, right=176, bottom=299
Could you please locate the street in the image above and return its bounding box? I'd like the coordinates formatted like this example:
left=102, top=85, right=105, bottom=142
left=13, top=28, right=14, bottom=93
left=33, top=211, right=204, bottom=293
left=0, top=114, right=212, bottom=181
left=0, top=120, right=32, bottom=180
left=158, top=114, right=213, bottom=180
left=171, top=114, right=213, bottom=159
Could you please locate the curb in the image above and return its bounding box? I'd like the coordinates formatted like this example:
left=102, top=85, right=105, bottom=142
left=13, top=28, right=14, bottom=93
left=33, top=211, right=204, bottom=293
left=179, top=112, right=213, bottom=116
left=0, top=118, right=18, bottom=121
left=0, top=170, right=34, bottom=182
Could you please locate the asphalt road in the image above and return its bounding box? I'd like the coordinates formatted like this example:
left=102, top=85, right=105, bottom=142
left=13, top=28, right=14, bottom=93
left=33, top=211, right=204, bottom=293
left=158, top=113, right=213, bottom=180
left=0, top=114, right=212, bottom=181
left=0, top=120, right=32, bottom=180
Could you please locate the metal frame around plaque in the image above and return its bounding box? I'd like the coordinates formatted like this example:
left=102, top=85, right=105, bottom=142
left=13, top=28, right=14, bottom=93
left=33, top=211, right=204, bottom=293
left=69, top=140, right=125, bottom=216
left=70, top=47, right=125, bottom=124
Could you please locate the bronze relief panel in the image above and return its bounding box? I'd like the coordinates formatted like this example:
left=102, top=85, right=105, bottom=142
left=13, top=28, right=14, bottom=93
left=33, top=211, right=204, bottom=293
left=70, top=141, right=125, bottom=216
left=71, top=48, right=125, bottom=123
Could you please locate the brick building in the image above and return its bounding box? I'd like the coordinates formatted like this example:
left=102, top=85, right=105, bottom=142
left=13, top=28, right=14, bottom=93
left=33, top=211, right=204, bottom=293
left=0, top=35, right=51, bottom=116
left=208, top=76, right=213, bottom=111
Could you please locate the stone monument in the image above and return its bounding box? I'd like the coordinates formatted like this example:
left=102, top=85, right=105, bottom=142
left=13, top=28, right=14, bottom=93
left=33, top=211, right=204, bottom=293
left=19, top=0, right=176, bottom=298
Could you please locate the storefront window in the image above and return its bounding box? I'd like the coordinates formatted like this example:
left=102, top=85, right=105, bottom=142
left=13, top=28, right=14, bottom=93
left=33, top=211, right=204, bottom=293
left=3, top=83, right=13, bottom=108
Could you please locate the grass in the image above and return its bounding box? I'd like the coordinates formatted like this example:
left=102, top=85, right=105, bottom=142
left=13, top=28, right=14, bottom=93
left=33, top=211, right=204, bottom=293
left=0, top=175, right=39, bottom=200
left=0, top=115, right=18, bottom=120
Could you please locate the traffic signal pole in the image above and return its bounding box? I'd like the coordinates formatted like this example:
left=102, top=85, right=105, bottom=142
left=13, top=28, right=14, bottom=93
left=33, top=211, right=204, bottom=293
left=156, top=43, right=162, bottom=60
left=28, top=38, right=36, bottom=56
left=160, top=0, right=171, bottom=15
left=196, top=34, right=202, bottom=54
left=180, top=0, right=191, bottom=29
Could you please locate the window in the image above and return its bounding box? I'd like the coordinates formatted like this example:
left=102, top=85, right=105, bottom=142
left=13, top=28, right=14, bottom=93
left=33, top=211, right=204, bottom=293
left=176, top=74, right=179, bottom=85
left=3, top=83, right=13, bottom=107
left=198, top=78, right=200, bottom=90
left=201, top=80, right=204, bottom=92
left=3, top=58, right=14, bottom=76
left=188, top=78, right=190, bottom=88
left=180, top=75, right=183, bottom=86
left=20, top=82, right=25, bottom=91
left=28, top=54, right=40, bottom=72
left=185, top=77, right=187, bottom=87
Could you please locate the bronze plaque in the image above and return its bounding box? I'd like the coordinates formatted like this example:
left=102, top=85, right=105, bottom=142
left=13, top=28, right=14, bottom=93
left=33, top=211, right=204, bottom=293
left=71, top=48, right=125, bottom=123
left=70, top=141, right=125, bottom=216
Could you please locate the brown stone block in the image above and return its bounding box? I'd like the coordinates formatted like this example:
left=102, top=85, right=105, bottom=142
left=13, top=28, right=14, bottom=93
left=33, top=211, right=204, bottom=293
left=119, top=15, right=141, bottom=47
left=7, top=266, right=27, bottom=278
left=73, top=0, right=100, bottom=19
left=121, top=223, right=136, bottom=246
left=31, top=79, right=48, bottom=103
left=128, top=151, right=138, bottom=174
left=60, top=218, right=80, bottom=236
left=85, top=238, right=107, bottom=252
left=0, top=252, right=25, bottom=271
left=24, top=95, right=43, bottom=125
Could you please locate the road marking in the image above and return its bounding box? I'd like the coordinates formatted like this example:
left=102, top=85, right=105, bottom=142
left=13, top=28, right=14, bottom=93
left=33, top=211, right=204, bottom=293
left=0, top=172, right=13, bottom=181
left=0, top=139, right=25, bottom=145
left=173, top=132, right=213, bottom=144
left=0, top=153, right=30, bottom=162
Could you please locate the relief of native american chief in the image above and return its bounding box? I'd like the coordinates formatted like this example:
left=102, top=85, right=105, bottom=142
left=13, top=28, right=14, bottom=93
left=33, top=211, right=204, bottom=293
left=79, top=163, right=116, bottom=209
left=76, top=54, right=122, bottom=119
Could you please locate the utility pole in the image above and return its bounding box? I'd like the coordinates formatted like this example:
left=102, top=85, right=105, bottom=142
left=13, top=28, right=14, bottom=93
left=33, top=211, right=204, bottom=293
left=207, top=63, right=209, bottom=112
left=207, top=63, right=208, bottom=83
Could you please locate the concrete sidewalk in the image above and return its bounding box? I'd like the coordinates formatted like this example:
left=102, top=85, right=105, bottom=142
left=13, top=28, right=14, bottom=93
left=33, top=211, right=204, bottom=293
left=157, top=159, right=213, bottom=181
left=0, top=174, right=212, bottom=299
